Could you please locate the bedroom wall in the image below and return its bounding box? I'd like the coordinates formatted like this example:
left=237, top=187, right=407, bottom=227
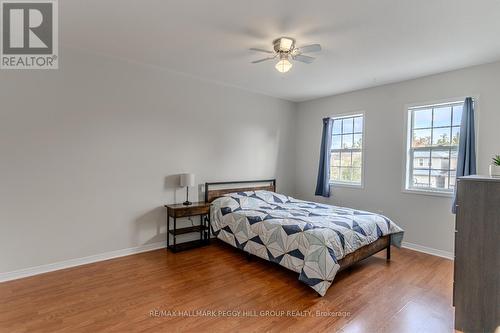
left=295, top=60, right=500, bottom=257
left=0, top=48, right=297, bottom=274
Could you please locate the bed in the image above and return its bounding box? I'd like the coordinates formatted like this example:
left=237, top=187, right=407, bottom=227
left=205, top=179, right=404, bottom=296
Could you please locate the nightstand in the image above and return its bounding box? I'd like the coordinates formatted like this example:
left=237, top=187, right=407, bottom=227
left=164, top=202, right=210, bottom=252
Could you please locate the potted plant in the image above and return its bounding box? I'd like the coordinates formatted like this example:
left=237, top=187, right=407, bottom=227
left=490, top=155, right=500, bottom=178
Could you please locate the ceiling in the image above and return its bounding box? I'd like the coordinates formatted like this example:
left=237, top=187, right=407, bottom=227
left=62, top=0, right=500, bottom=102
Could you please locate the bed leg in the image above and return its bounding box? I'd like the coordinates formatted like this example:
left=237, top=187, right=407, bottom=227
left=386, top=245, right=391, bottom=261
left=246, top=252, right=252, bottom=261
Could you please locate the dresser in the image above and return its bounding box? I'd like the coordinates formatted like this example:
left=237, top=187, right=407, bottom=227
left=454, top=176, right=500, bottom=333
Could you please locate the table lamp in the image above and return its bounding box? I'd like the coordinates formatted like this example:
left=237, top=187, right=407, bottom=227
left=180, top=173, right=195, bottom=205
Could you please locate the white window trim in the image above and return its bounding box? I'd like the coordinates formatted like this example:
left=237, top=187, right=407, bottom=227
left=401, top=96, right=479, bottom=198
left=329, top=111, right=366, bottom=189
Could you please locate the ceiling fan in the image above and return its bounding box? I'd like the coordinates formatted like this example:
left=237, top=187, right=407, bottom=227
left=250, top=37, right=321, bottom=73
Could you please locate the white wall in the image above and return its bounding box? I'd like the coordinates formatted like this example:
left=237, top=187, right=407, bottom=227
left=295, top=61, right=500, bottom=255
left=0, top=48, right=297, bottom=273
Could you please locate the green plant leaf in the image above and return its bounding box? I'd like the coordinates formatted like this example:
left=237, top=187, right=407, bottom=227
left=493, top=155, right=500, bottom=166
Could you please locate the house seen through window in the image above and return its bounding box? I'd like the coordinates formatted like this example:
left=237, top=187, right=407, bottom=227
left=405, top=101, right=463, bottom=193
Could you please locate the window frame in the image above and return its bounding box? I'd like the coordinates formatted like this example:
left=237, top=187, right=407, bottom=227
left=402, top=97, right=478, bottom=197
left=329, top=111, right=365, bottom=189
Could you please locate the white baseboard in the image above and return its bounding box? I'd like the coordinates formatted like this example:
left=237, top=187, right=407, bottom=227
left=0, top=241, right=166, bottom=283
left=0, top=240, right=453, bottom=283
left=402, top=241, right=454, bottom=260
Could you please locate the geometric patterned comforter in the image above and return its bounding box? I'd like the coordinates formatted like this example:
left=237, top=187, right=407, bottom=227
left=211, top=190, right=404, bottom=296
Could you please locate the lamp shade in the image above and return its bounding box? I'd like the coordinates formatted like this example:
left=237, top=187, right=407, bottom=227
left=275, top=58, right=292, bottom=73
left=180, top=173, right=195, bottom=187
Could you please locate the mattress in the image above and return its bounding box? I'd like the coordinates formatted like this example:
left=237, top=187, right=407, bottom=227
left=210, top=190, right=404, bottom=296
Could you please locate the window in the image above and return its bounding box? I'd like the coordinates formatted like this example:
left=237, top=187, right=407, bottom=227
left=405, top=100, right=463, bottom=194
left=330, top=114, right=364, bottom=186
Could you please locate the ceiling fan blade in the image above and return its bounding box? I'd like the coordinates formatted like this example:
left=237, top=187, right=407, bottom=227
left=251, top=57, right=274, bottom=64
left=296, top=44, right=322, bottom=53
left=249, top=48, right=274, bottom=54
left=293, top=54, right=315, bottom=64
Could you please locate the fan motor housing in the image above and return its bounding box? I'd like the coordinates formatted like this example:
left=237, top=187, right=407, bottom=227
left=273, top=37, right=296, bottom=53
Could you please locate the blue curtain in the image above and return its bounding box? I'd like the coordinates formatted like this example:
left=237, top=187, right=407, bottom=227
left=315, top=117, right=333, bottom=197
left=452, top=97, right=476, bottom=213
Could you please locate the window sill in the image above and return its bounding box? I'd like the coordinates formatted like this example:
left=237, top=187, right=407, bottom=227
left=401, top=188, right=453, bottom=198
left=330, top=182, right=364, bottom=189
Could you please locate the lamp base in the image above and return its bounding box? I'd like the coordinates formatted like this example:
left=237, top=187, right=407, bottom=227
left=183, top=201, right=192, bottom=206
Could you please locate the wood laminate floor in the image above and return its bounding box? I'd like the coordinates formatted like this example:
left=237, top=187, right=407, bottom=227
left=0, top=241, right=454, bottom=333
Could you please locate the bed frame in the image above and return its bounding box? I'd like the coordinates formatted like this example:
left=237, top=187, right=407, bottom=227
left=204, top=179, right=391, bottom=274
left=205, top=179, right=276, bottom=203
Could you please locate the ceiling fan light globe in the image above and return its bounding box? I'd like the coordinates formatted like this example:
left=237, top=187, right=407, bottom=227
left=275, top=59, right=292, bottom=73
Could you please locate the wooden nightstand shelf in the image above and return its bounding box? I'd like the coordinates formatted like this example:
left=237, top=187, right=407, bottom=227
left=164, top=202, right=210, bottom=252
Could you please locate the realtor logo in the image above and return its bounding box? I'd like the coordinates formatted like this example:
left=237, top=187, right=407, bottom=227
left=1, top=0, right=58, bottom=69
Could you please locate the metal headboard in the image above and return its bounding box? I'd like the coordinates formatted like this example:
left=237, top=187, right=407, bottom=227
left=204, top=179, right=276, bottom=203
